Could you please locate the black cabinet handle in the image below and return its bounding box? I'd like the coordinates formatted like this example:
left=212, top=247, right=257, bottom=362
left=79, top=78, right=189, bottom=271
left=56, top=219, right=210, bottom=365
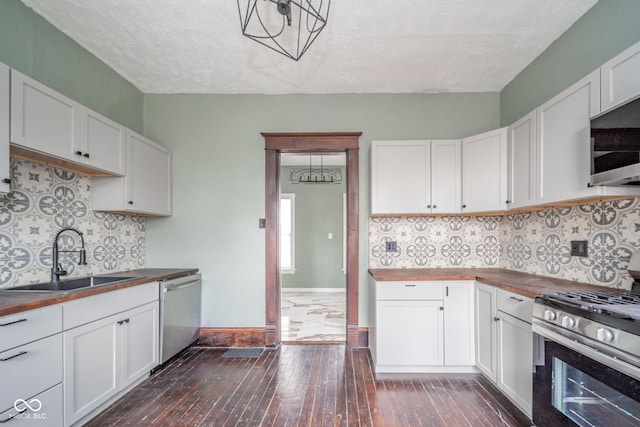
left=75, top=150, right=83, bottom=156
left=0, top=351, right=27, bottom=362
left=1, top=178, right=10, bottom=184
left=462, top=204, right=467, bottom=209
left=506, top=200, right=511, bottom=204
left=0, top=318, right=26, bottom=327
left=128, top=201, right=133, bottom=205
left=432, top=205, right=437, bottom=209
left=83, top=153, right=90, bottom=158
left=427, top=205, right=432, bottom=208
left=494, top=317, right=500, bottom=322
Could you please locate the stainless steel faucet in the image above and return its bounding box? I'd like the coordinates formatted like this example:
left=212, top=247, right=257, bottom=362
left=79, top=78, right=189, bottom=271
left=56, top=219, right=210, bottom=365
left=51, top=227, right=88, bottom=282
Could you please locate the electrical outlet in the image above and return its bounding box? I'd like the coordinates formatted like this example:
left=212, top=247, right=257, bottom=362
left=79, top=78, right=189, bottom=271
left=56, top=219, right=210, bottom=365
left=385, top=241, right=397, bottom=252
left=571, top=240, right=588, bottom=257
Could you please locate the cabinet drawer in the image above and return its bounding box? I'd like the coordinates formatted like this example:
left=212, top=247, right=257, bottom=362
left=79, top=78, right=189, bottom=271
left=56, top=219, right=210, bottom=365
left=0, top=334, right=62, bottom=413
left=496, top=289, right=533, bottom=323
left=63, top=281, right=159, bottom=330
left=0, top=383, right=63, bottom=426
left=376, top=281, right=443, bottom=300
left=0, top=305, right=62, bottom=352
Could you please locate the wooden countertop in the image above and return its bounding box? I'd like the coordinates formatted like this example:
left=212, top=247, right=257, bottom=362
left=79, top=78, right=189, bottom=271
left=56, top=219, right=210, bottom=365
left=368, top=268, right=621, bottom=298
left=0, top=268, right=198, bottom=317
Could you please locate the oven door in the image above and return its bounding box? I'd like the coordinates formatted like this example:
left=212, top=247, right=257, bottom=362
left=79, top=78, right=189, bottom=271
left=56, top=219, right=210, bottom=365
left=532, top=321, right=640, bottom=426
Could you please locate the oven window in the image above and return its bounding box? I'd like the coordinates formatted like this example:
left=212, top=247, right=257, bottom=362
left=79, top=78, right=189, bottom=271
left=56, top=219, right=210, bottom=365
left=552, top=357, right=640, bottom=426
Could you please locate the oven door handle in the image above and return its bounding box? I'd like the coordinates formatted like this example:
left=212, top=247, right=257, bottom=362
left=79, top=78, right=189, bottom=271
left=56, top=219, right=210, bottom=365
left=532, top=320, right=640, bottom=382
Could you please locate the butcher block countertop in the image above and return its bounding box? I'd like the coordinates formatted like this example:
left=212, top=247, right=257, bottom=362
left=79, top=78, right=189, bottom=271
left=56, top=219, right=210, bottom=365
left=0, top=268, right=198, bottom=317
left=368, top=268, right=621, bottom=299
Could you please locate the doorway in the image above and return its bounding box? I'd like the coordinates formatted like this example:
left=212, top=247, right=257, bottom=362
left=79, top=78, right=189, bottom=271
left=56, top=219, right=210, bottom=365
left=263, top=132, right=361, bottom=347
left=279, top=153, right=346, bottom=342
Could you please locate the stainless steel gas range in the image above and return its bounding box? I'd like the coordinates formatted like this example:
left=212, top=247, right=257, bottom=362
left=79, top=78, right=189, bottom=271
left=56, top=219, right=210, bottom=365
left=531, top=254, right=640, bottom=426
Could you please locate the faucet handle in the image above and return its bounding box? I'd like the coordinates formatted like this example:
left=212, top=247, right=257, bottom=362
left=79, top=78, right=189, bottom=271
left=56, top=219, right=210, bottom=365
left=56, top=264, right=68, bottom=277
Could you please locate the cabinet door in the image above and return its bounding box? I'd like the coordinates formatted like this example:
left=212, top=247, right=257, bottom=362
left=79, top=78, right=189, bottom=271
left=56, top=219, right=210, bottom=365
left=371, top=141, right=430, bottom=214
left=0, top=63, right=9, bottom=194
left=10, top=69, right=79, bottom=161
left=0, top=383, right=63, bottom=427
left=507, top=111, right=536, bottom=209
left=443, top=282, right=474, bottom=366
left=120, top=302, right=159, bottom=388
left=79, top=107, right=125, bottom=176
left=475, top=282, right=497, bottom=381
left=537, top=71, right=600, bottom=205
left=64, top=315, right=119, bottom=425
left=497, top=312, right=533, bottom=418
left=462, top=128, right=508, bottom=213
left=431, top=140, right=462, bottom=214
left=377, top=300, right=443, bottom=366
left=601, top=40, right=640, bottom=112
left=127, top=131, right=172, bottom=216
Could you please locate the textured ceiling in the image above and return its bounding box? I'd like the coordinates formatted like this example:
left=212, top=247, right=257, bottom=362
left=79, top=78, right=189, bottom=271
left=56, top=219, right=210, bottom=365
left=20, top=0, right=597, bottom=94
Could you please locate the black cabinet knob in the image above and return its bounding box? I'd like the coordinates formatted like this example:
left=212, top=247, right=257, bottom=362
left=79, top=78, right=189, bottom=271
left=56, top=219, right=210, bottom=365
left=1, top=178, right=10, bottom=184
left=462, top=204, right=467, bottom=209
left=75, top=150, right=82, bottom=156
left=506, top=200, right=512, bottom=204
left=427, top=204, right=432, bottom=208
left=83, top=153, right=90, bottom=158
left=128, top=201, right=133, bottom=205
left=432, top=205, right=437, bottom=209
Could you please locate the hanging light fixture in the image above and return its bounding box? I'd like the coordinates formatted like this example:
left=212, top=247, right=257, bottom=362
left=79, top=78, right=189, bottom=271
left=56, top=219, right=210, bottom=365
left=237, top=0, right=331, bottom=61
left=289, top=155, right=342, bottom=184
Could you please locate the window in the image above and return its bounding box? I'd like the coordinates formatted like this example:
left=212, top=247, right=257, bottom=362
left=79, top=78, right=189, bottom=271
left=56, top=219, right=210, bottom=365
left=280, top=193, right=295, bottom=273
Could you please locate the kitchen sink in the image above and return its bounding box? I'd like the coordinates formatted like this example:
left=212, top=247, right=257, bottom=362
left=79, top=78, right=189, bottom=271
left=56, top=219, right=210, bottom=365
left=0, top=276, right=137, bottom=293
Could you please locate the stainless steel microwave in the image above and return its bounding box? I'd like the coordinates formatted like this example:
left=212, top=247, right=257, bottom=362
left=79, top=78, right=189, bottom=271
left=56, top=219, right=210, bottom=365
left=590, top=96, right=640, bottom=186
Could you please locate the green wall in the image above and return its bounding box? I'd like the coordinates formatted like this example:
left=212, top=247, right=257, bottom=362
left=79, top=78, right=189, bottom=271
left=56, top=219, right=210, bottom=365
left=143, top=93, right=499, bottom=327
left=0, top=0, right=143, bottom=132
left=500, top=0, right=640, bottom=126
left=280, top=166, right=346, bottom=290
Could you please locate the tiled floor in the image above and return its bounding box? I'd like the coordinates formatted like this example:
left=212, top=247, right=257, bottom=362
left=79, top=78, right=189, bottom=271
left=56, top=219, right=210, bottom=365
left=281, top=289, right=346, bottom=342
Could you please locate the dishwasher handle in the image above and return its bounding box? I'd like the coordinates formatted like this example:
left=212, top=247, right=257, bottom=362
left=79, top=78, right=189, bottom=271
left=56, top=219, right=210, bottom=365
left=164, top=280, right=200, bottom=292
left=162, top=274, right=202, bottom=292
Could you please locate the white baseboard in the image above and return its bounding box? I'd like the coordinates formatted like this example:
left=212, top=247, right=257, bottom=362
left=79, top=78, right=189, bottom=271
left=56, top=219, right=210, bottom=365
left=282, top=288, right=346, bottom=293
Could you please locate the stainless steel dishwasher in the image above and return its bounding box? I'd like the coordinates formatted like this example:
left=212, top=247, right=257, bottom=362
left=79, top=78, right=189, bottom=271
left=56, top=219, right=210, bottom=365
left=159, top=273, right=202, bottom=364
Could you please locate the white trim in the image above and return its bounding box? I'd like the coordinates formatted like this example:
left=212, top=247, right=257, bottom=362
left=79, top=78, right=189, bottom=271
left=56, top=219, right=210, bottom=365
left=281, top=288, right=346, bottom=293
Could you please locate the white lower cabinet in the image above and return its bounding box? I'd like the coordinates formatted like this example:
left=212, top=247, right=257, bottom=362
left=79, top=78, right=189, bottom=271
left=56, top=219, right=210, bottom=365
left=496, top=312, right=533, bottom=418
left=476, top=284, right=534, bottom=418
left=62, top=282, right=159, bottom=426
left=0, top=384, right=63, bottom=426
left=369, top=278, right=475, bottom=373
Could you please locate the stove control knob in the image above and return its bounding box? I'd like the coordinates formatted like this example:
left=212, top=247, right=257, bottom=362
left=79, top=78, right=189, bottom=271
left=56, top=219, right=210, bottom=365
left=561, top=315, right=576, bottom=329
left=543, top=310, right=557, bottom=321
left=596, top=328, right=614, bottom=343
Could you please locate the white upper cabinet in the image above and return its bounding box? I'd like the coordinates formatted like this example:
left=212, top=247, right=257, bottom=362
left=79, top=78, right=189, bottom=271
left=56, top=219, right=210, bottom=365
left=431, top=140, right=462, bottom=214
left=371, top=140, right=430, bottom=214
left=462, top=128, right=508, bottom=213
left=10, top=69, right=124, bottom=176
left=92, top=130, right=172, bottom=216
left=371, top=140, right=461, bottom=215
left=0, top=63, right=9, bottom=194
left=77, top=106, right=126, bottom=176
left=507, top=110, right=537, bottom=209
left=10, top=69, right=79, bottom=161
left=536, top=70, right=600, bottom=205
left=601, top=40, right=640, bottom=113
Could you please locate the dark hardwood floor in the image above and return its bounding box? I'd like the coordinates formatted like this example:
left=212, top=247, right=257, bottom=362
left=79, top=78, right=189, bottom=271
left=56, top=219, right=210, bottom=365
left=87, top=345, right=530, bottom=427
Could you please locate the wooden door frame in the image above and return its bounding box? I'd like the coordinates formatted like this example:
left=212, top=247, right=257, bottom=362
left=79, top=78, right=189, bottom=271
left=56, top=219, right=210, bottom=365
left=263, top=132, right=361, bottom=347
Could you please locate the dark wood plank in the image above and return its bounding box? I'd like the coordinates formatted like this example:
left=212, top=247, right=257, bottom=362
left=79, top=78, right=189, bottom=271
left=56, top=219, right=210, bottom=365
left=87, top=345, right=530, bottom=427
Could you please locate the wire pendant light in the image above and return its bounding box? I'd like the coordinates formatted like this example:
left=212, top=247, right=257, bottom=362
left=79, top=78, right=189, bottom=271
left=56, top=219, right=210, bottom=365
left=237, top=0, right=331, bottom=61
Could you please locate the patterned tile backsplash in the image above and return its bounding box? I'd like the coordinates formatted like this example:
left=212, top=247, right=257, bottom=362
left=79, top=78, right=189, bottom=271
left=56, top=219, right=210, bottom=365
left=369, top=198, right=640, bottom=290
left=0, top=159, right=145, bottom=289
